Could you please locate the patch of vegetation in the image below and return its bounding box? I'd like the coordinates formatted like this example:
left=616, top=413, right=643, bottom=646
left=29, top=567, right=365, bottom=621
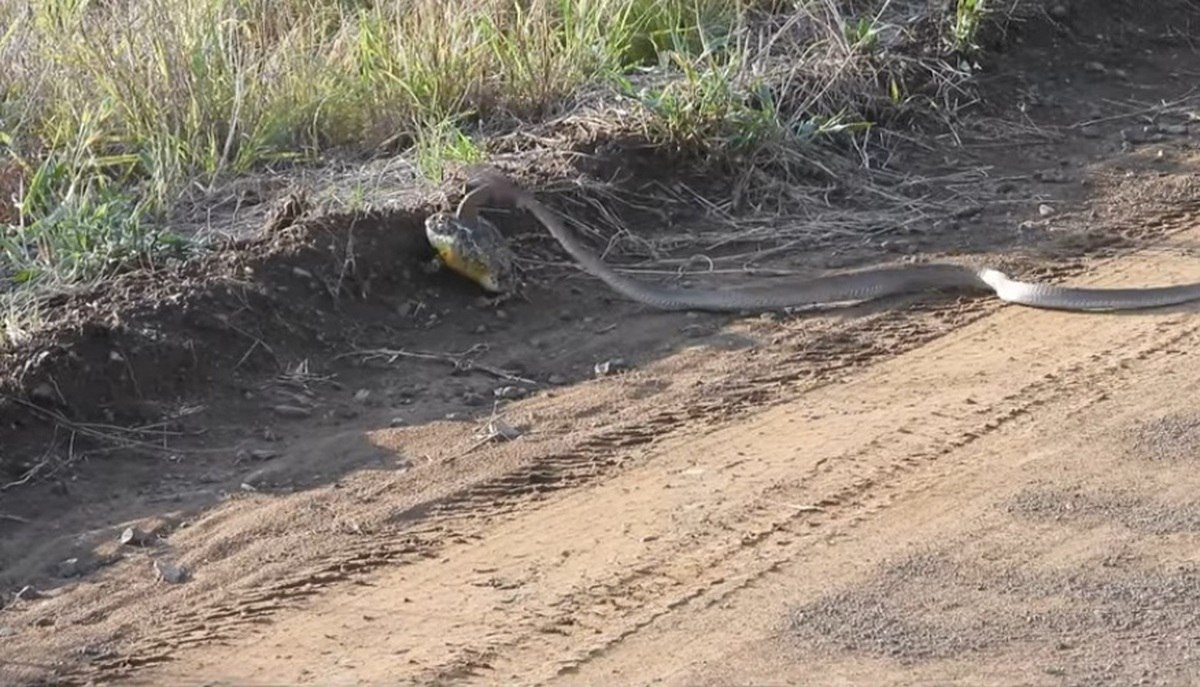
left=0, top=0, right=1022, bottom=345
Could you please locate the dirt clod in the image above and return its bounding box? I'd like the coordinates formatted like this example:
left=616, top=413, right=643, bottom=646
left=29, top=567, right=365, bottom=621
left=119, top=527, right=151, bottom=547
left=153, top=560, right=189, bottom=584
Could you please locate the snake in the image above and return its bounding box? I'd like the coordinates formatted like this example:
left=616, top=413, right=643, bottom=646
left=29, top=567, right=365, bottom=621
left=426, top=167, right=1200, bottom=313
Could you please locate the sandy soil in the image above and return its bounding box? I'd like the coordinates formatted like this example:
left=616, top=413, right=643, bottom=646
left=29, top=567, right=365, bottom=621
left=1, top=2, right=1198, bottom=686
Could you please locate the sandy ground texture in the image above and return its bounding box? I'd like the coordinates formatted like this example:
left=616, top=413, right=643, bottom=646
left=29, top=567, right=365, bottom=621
left=1, top=2, right=1199, bottom=686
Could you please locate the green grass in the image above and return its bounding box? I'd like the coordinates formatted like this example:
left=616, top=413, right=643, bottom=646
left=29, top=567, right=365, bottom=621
left=951, top=0, right=988, bottom=53
left=0, top=0, right=1011, bottom=348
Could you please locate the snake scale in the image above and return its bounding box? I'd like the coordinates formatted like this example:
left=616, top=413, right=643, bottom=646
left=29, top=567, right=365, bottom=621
left=425, top=167, right=1200, bottom=313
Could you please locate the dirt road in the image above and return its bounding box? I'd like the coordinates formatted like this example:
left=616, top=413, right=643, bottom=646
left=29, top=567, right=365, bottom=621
left=93, top=216, right=1190, bottom=687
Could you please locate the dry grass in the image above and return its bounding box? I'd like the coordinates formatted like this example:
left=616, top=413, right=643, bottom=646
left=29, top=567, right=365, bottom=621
left=0, top=0, right=1017, bottom=347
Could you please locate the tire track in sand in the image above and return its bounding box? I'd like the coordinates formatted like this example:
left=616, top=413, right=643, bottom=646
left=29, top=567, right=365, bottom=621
left=117, top=219, right=1200, bottom=686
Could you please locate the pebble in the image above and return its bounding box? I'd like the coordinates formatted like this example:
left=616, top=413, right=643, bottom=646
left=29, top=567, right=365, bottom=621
left=1037, top=204, right=1056, bottom=217
left=29, top=382, right=58, bottom=405
left=388, top=417, right=406, bottom=427
left=120, top=527, right=151, bottom=547
left=594, top=358, right=628, bottom=376
left=0, top=627, right=16, bottom=638
left=353, top=389, right=371, bottom=403
left=272, top=404, right=312, bottom=419
left=57, top=557, right=83, bottom=578
left=494, top=386, right=528, bottom=400
left=487, top=419, right=524, bottom=441
left=153, top=559, right=189, bottom=584
left=1034, top=169, right=1068, bottom=183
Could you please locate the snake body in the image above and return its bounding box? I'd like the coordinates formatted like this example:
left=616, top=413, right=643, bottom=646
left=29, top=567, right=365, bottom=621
left=441, top=168, right=1200, bottom=313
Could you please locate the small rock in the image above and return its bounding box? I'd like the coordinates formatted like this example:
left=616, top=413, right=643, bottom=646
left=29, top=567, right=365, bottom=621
left=1034, top=169, right=1068, bottom=183
left=1037, top=204, right=1056, bottom=217
left=249, top=449, right=278, bottom=461
left=1121, top=128, right=1148, bottom=144
left=495, top=309, right=508, bottom=320
left=388, top=417, right=406, bottom=428
left=14, top=585, right=41, bottom=601
left=57, top=558, right=83, bottom=578
left=593, top=358, right=628, bottom=377
left=1049, top=4, right=1069, bottom=20
left=262, top=428, right=278, bottom=441
left=120, top=527, right=151, bottom=547
left=272, top=404, right=312, bottom=419
left=486, top=419, right=524, bottom=442
left=29, top=382, right=58, bottom=405
left=153, top=559, right=189, bottom=584
left=547, top=373, right=567, bottom=385
left=494, top=386, right=527, bottom=400
left=396, top=301, right=413, bottom=318
left=291, top=266, right=313, bottom=279
left=353, top=389, right=371, bottom=403
left=1083, top=61, right=1106, bottom=73
left=0, top=627, right=16, bottom=638
left=474, top=324, right=488, bottom=334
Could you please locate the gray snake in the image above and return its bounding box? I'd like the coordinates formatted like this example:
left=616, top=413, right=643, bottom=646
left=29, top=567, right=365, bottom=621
left=461, top=167, right=1200, bottom=313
